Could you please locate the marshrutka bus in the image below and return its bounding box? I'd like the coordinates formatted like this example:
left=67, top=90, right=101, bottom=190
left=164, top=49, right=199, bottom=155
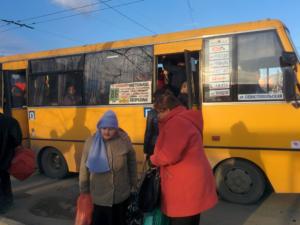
left=1, top=19, right=300, bottom=204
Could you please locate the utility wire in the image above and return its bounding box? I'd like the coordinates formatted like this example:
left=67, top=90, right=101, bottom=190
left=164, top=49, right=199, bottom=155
left=17, top=0, right=112, bottom=23
left=0, top=0, right=111, bottom=29
left=102, top=0, right=156, bottom=35
left=186, top=0, right=196, bottom=28
left=31, top=0, right=145, bottom=25
left=1, top=19, right=34, bottom=29
left=0, top=0, right=145, bottom=34
left=33, top=28, right=84, bottom=44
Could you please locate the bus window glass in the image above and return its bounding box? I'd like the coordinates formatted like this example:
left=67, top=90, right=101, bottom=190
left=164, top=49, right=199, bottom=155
left=237, top=31, right=284, bottom=101
left=203, top=36, right=234, bottom=102
left=29, top=55, right=84, bottom=106
left=59, top=73, right=82, bottom=106
left=30, top=75, right=58, bottom=106
left=84, top=46, right=153, bottom=105
left=9, top=71, right=26, bottom=108
left=30, top=55, right=84, bottom=73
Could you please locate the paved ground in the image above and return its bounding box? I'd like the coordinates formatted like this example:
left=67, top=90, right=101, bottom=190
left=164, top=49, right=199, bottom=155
left=1, top=173, right=300, bottom=225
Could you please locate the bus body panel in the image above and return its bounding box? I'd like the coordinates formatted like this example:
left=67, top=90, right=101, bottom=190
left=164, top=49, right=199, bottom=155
left=203, top=103, right=300, bottom=193
left=28, top=106, right=148, bottom=171
left=205, top=148, right=300, bottom=193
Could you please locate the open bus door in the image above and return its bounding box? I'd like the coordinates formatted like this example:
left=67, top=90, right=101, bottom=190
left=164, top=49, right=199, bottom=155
left=184, top=50, right=201, bottom=109
left=2, top=65, right=29, bottom=147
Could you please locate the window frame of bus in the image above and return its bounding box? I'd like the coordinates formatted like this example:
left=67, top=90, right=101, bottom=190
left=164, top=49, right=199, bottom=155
left=83, top=45, right=153, bottom=106
left=28, top=54, right=85, bottom=107
left=202, top=29, right=287, bottom=103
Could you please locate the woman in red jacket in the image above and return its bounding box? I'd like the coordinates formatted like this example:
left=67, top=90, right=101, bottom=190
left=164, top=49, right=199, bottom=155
left=150, top=90, right=218, bottom=225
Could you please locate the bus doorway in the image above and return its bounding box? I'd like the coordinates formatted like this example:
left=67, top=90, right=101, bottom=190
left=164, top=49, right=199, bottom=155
left=3, top=68, right=29, bottom=147
left=156, top=51, right=200, bottom=108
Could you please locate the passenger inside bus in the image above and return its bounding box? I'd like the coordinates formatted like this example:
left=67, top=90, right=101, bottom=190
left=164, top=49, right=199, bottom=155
left=239, top=72, right=267, bottom=94
left=11, top=82, right=26, bottom=108
left=63, top=84, right=82, bottom=106
left=177, top=81, right=188, bottom=108
left=162, top=58, right=186, bottom=96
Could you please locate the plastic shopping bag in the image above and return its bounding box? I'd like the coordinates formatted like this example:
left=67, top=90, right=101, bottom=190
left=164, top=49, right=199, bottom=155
left=143, top=208, right=169, bottom=225
left=74, top=194, right=94, bottom=225
left=9, top=146, right=35, bottom=181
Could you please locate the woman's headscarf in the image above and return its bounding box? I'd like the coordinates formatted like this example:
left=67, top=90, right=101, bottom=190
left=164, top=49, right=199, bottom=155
left=86, top=110, right=118, bottom=173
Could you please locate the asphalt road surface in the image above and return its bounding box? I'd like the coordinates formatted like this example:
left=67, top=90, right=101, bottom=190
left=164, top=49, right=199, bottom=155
left=1, top=173, right=300, bottom=225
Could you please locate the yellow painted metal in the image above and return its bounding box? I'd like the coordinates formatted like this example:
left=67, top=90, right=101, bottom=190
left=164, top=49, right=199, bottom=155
left=154, top=39, right=201, bottom=55
left=11, top=108, right=29, bottom=140
left=203, top=102, right=300, bottom=192
left=2, top=61, right=27, bottom=70
left=28, top=106, right=147, bottom=172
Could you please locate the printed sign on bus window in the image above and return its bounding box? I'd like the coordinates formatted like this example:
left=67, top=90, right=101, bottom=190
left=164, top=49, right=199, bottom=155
left=109, top=81, right=151, bottom=104
left=238, top=93, right=284, bottom=101
left=209, top=89, right=230, bottom=97
left=209, top=82, right=230, bottom=90
left=208, top=75, right=230, bottom=83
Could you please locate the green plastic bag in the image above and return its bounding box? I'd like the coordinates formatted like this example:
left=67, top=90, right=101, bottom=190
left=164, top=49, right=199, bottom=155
left=143, top=208, right=169, bottom=225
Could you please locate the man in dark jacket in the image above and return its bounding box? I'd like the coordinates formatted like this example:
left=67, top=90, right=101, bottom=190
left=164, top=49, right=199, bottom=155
left=143, top=109, right=158, bottom=159
left=0, top=113, right=22, bottom=213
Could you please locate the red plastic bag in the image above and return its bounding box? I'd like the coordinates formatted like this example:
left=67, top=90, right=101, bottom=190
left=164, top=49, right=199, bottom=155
left=75, top=194, right=94, bottom=225
left=8, top=146, right=35, bottom=181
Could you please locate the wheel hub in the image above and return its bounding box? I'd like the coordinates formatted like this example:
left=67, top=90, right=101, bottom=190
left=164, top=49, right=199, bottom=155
left=225, top=168, right=253, bottom=194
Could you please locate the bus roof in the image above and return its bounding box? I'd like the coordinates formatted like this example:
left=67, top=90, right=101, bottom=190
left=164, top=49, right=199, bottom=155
left=0, top=19, right=285, bottom=63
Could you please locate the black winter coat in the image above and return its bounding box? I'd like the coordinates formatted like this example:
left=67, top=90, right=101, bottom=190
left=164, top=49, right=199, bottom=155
left=0, top=113, right=22, bottom=171
left=143, top=109, right=159, bottom=156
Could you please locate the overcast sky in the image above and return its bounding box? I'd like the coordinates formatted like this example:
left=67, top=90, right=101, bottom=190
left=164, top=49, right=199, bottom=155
left=0, top=0, right=300, bottom=55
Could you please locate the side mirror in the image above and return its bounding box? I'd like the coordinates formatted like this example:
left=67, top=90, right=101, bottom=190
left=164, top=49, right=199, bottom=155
left=280, top=52, right=298, bottom=67
left=283, top=68, right=296, bottom=101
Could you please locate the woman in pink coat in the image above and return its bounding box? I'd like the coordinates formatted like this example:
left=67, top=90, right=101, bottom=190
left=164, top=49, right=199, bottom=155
left=150, top=90, right=218, bottom=225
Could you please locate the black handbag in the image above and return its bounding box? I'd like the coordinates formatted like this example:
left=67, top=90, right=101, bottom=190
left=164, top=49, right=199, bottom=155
left=138, top=166, right=160, bottom=213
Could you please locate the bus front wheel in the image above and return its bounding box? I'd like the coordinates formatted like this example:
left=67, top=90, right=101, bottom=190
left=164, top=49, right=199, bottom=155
left=40, top=148, right=69, bottom=179
left=214, top=158, right=266, bottom=204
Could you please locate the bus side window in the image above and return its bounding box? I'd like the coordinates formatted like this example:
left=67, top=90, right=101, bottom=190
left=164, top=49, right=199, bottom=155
left=84, top=46, right=153, bottom=105
left=237, top=31, right=284, bottom=101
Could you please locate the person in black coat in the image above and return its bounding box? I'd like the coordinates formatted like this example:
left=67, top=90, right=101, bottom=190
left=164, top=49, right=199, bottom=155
left=0, top=113, right=22, bottom=213
left=143, top=109, right=159, bottom=159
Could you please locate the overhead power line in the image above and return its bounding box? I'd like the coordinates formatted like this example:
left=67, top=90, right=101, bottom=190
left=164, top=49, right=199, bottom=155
left=31, top=0, right=145, bottom=25
left=0, top=0, right=146, bottom=33
left=17, top=0, right=112, bottom=23
left=102, top=1, right=156, bottom=35
left=1, top=19, right=34, bottom=29
left=186, top=0, right=196, bottom=28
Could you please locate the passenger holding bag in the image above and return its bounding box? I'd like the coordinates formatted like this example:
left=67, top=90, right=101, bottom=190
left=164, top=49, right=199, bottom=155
left=150, top=90, right=218, bottom=225
left=79, top=110, right=137, bottom=225
left=0, top=113, right=22, bottom=213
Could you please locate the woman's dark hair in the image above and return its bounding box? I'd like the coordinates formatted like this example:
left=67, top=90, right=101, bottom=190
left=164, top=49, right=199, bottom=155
left=153, top=88, right=180, bottom=111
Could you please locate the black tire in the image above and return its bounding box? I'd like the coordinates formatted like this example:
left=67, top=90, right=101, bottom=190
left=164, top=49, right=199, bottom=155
left=215, top=158, right=266, bottom=204
left=40, top=148, right=69, bottom=179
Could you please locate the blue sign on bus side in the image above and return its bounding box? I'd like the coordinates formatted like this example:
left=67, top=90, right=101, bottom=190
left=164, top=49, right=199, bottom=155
left=28, top=111, right=35, bottom=120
